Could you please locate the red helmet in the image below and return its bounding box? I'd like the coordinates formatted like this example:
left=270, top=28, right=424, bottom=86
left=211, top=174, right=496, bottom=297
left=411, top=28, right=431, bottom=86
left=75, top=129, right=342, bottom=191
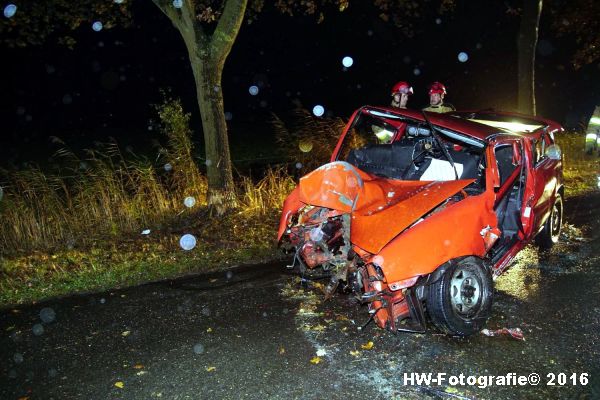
left=429, top=81, right=447, bottom=95
left=391, top=81, right=413, bottom=96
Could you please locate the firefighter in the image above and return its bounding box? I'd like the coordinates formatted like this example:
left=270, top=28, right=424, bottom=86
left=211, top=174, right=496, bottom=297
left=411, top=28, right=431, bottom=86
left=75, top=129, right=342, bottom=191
left=390, top=81, right=413, bottom=109
left=423, top=81, right=455, bottom=113
left=585, top=105, right=600, bottom=155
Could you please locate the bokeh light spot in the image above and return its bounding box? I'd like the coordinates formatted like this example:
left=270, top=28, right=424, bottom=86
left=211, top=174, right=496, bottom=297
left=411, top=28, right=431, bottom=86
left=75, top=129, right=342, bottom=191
left=184, top=196, right=196, bottom=208
left=180, top=234, right=197, bottom=250
left=3, top=4, right=17, bottom=18
left=32, top=324, right=44, bottom=336
left=299, top=139, right=313, bottom=153
left=342, top=56, right=354, bottom=68
left=193, top=343, right=205, bottom=354
left=249, top=85, right=259, bottom=95
left=40, top=307, right=56, bottom=323
left=92, top=21, right=103, bottom=32
left=312, top=105, right=325, bottom=117
left=458, top=52, right=469, bottom=62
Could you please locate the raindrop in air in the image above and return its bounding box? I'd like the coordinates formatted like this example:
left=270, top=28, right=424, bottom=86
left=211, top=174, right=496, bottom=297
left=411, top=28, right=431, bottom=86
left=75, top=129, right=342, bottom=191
left=48, top=368, right=58, bottom=378
left=13, top=353, right=24, bottom=364
left=312, top=105, right=325, bottom=117
left=173, top=0, right=183, bottom=8
left=262, top=311, right=268, bottom=317
left=259, top=100, right=268, bottom=108
left=225, top=271, right=233, bottom=280
left=32, top=324, right=44, bottom=336
left=62, top=94, right=73, bottom=105
left=193, top=343, right=205, bottom=354
left=164, top=163, right=173, bottom=172
left=40, top=307, right=56, bottom=323
left=180, top=234, right=197, bottom=251
left=342, top=56, right=354, bottom=68
left=114, top=0, right=124, bottom=3
left=141, top=229, right=151, bottom=235
left=92, top=21, right=103, bottom=32
left=201, top=306, right=211, bottom=316
left=295, top=162, right=303, bottom=169
left=413, top=68, right=421, bottom=76
left=184, top=196, right=196, bottom=208
left=46, top=65, right=56, bottom=74
left=435, top=18, right=442, bottom=24
left=3, top=4, right=17, bottom=18
left=458, top=52, right=469, bottom=62
left=16, top=106, right=25, bottom=115
left=367, top=30, right=373, bottom=36
left=100, top=298, right=106, bottom=304
left=205, top=159, right=212, bottom=167
left=224, top=112, right=233, bottom=121
left=476, top=43, right=482, bottom=50
left=248, top=85, right=259, bottom=96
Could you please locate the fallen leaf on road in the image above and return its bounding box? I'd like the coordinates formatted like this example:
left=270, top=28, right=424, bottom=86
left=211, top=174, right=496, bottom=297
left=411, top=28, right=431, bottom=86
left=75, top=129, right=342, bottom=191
left=121, top=331, right=131, bottom=337
left=209, top=278, right=218, bottom=283
left=310, top=356, right=321, bottom=364
left=206, top=327, right=213, bottom=333
left=206, top=366, right=216, bottom=372
left=445, top=387, right=459, bottom=394
left=114, top=381, right=124, bottom=388
left=136, top=371, right=148, bottom=376
left=350, top=350, right=361, bottom=357
left=133, top=364, right=144, bottom=369
left=279, top=347, right=285, bottom=355
left=316, top=349, right=327, bottom=357
left=361, top=341, right=374, bottom=350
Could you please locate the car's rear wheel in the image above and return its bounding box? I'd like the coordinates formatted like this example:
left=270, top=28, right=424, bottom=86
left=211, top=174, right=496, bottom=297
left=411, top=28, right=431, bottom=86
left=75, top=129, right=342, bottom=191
left=426, top=257, right=493, bottom=336
left=535, top=193, right=563, bottom=250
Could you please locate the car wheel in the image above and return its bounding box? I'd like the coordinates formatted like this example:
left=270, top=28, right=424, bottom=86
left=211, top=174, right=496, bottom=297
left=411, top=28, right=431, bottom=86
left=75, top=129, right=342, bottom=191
left=426, top=257, right=493, bottom=336
left=535, top=193, right=563, bottom=250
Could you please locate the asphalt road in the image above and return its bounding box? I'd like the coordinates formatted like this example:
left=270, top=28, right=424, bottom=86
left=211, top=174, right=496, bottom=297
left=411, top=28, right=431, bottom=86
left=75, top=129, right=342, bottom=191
left=1, top=192, right=600, bottom=400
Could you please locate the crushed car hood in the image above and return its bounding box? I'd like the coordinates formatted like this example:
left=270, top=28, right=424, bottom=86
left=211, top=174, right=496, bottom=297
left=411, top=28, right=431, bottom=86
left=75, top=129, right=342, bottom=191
left=298, top=162, right=474, bottom=253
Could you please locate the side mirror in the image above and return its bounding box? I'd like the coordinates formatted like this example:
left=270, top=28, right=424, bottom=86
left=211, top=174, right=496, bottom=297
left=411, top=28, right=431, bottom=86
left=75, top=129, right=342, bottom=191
left=545, top=144, right=562, bottom=160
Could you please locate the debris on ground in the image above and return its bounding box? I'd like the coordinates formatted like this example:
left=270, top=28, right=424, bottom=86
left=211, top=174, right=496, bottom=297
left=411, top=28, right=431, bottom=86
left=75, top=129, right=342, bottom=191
left=481, top=327, right=525, bottom=341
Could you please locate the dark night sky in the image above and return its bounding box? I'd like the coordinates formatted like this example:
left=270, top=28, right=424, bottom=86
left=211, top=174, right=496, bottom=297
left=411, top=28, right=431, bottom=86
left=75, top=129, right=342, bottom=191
left=1, top=1, right=599, bottom=167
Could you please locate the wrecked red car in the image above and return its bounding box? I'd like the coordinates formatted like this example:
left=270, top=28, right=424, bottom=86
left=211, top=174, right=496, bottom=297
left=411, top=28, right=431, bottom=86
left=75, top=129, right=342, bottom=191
left=278, top=106, right=564, bottom=336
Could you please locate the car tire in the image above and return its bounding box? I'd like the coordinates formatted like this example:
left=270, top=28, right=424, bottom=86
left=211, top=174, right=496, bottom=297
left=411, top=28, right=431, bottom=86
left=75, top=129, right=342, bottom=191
left=535, top=193, right=563, bottom=250
left=426, top=257, right=493, bottom=336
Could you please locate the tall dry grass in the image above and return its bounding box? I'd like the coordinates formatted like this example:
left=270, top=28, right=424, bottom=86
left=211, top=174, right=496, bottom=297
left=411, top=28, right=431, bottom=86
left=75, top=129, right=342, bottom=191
left=0, top=99, right=300, bottom=256
left=272, top=107, right=346, bottom=171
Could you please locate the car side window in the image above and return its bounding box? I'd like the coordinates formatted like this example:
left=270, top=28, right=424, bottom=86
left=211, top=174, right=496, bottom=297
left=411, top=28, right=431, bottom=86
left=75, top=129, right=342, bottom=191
left=495, top=144, right=518, bottom=186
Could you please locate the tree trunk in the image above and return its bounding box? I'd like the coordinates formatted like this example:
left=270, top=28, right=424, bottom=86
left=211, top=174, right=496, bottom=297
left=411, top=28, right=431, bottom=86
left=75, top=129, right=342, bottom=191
left=152, top=0, right=247, bottom=216
left=190, top=54, right=238, bottom=215
left=518, top=0, right=543, bottom=115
